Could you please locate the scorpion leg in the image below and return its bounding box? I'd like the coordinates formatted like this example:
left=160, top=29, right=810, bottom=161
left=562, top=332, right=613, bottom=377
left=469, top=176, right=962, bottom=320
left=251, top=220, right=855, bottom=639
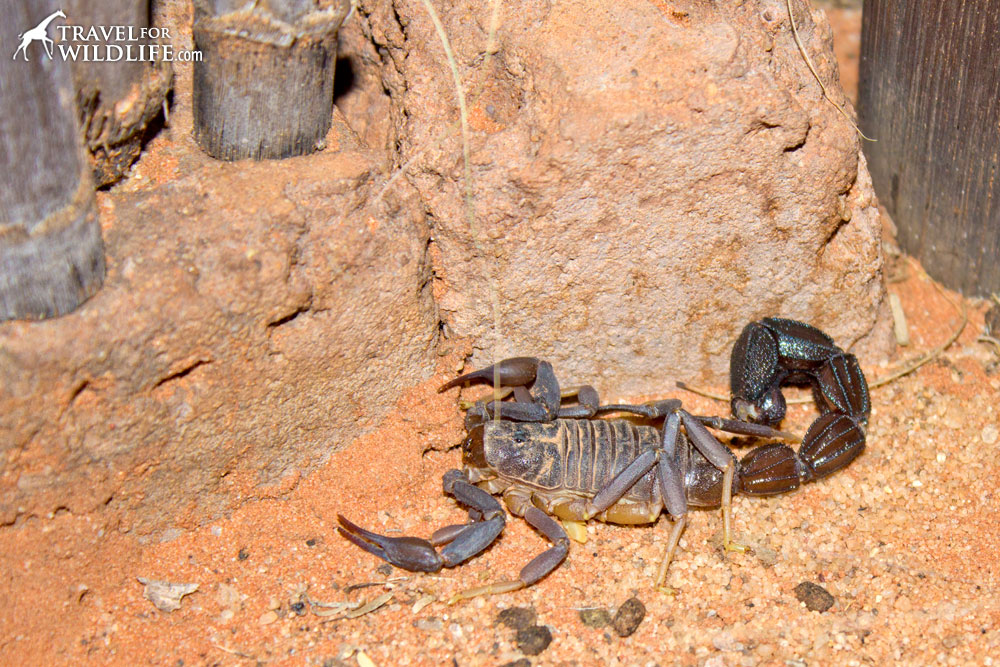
left=449, top=505, right=570, bottom=602
left=593, top=398, right=682, bottom=420
left=654, top=412, right=688, bottom=590
left=337, top=470, right=506, bottom=574
left=679, top=412, right=746, bottom=555
left=555, top=385, right=601, bottom=418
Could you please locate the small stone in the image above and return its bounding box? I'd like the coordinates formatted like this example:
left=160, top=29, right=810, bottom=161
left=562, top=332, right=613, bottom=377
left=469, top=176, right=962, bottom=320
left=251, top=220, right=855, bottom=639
left=238, top=548, right=249, bottom=561
left=495, top=606, right=537, bottom=631
left=515, top=625, right=552, bottom=656
left=414, top=616, right=443, bottom=632
left=611, top=597, right=646, bottom=637
left=291, top=601, right=307, bottom=616
left=375, top=563, right=393, bottom=577
left=712, top=629, right=746, bottom=652
left=756, top=545, right=779, bottom=567
left=499, top=660, right=531, bottom=667
left=794, top=581, right=835, bottom=612
left=259, top=610, right=279, bottom=625
left=579, top=607, right=612, bottom=628
left=982, top=424, right=999, bottom=445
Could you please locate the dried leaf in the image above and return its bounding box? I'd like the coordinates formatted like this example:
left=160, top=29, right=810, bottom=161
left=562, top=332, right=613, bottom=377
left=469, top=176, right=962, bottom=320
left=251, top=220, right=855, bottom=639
left=137, top=577, right=199, bottom=612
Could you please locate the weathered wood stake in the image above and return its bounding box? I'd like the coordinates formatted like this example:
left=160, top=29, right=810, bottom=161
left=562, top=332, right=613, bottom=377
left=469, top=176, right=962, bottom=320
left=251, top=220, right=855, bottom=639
left=859, top=0, right=1000, bottom=296
left=0, top=2, right=105, bottom=321
left=65, top=0, right=173, bottom=186
left=192, top=0, right=351, bottom=161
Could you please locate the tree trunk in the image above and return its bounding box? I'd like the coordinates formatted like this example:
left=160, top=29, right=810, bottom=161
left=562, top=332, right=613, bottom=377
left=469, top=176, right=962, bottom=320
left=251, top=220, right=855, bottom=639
left=859, top=0, right=1000, bottom=296
left=192, top=0, right=351, bottom=161
left=0, top=1, right=104, bottom=321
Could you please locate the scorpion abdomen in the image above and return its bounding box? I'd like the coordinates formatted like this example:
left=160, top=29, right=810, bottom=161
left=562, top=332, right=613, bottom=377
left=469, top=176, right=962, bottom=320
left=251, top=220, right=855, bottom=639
left=482, top=419, right=661, bottom=504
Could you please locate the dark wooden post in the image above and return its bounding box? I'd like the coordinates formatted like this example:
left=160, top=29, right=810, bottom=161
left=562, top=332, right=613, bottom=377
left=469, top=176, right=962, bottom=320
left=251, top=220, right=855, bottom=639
left=0, top=2, right=105, bottom=321
left=64, top=0, right=173, bottom=186
left=192, top=0, right=351, bottom=161
left=859, top=1, right=1000, bottom=296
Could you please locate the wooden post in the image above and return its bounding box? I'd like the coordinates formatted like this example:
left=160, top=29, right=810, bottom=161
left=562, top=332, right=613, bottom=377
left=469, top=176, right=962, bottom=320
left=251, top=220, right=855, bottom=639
left=859, top=1, right=1000, bottom=296
left=0, top=2, right=104, bottom=321
left=64, top=0, right=173, bottom=186
left=192, top=0, right=351, bottom=161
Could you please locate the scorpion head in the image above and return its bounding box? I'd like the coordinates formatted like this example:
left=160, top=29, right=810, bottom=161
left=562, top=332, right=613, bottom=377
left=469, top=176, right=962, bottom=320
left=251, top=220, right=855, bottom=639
left=731, top=384, right=786, bottom=426
left=460, top=424, right=498, bottom=483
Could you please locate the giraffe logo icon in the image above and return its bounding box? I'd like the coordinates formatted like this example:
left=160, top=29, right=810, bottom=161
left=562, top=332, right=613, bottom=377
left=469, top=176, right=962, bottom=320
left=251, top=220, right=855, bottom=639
left=12, top=10, right=66, bottom=61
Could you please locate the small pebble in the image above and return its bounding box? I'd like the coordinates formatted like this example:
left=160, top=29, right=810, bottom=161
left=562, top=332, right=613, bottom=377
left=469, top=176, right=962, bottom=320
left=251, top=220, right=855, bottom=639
left=712, top=629, right=745, bottom=652
left=291, top=601, right=306, bottom=616
left=259, top=610, right=278, bottom=625
left=516, top=624, right=552, bottom=656
left=496, top=606, right=537, bottom=631
left=238, top=548, right=249, bottom=561
left=499, top=660, right=531, bottom=667
left=794, top=581, right=835, bottom=612
left=375, top=563, right=393, bottom=577
left=982, top=424, right=999, bottom=445
left=579, top=607, right=612, bottom=628
left=611, top=597, right=646, bottom=637
left=413, top=616, right=443, bottom=632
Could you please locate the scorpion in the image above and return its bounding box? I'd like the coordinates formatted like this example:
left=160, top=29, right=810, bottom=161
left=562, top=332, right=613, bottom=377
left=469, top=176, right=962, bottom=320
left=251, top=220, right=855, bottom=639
left=338, top=318, right=870, bottom=599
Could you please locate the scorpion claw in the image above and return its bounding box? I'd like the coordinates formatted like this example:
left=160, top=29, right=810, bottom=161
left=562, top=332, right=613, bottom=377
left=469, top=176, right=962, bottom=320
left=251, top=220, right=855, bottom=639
left=438, top=357, right=541, bottom=392
left=336, top=515, right=443, bottom=573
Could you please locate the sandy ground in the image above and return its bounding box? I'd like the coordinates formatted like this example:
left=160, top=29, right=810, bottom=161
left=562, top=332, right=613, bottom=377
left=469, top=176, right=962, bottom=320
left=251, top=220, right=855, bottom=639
left=4, top=6, right=1000, bottom=667
left=3, top=256, right=998, bottom=666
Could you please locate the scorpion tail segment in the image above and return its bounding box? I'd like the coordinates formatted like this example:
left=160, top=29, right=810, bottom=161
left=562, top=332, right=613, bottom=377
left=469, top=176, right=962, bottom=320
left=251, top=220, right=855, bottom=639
left=730, top=322, right=781, bottom=403
left=814, top=353, right=871, bottom=424
left=737, top=443, right=802, bottom=496
left=438, top=357, right=542, bottom=392
left=336, top=515, right=443, bottom=573
left=799, top=412, right=866, bottom=482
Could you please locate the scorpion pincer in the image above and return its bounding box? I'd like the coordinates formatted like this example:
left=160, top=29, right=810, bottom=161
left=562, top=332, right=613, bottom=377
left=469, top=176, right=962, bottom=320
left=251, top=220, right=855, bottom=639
left=729, top=317, right=870, bottom=495
left=338, top=356, right=801, bottom=600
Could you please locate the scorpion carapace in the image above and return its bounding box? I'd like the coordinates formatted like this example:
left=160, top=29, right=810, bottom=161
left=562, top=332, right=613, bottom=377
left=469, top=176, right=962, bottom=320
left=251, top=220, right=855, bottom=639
left=729, top=317, right=870, bottom=493
left=338, top=356, right=803, bottom=600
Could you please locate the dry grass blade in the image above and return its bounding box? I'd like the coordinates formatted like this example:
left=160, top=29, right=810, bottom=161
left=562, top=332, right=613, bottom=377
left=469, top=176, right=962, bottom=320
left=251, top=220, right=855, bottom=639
left=675, top=380, right=728, bottom=402
left=786, top=0, right=874, bottom=141
left=868, top=279, right=966, bottom=389
left=418, top=0, right=504, bottom=419
left=345, top=592, right=394, bottom=619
